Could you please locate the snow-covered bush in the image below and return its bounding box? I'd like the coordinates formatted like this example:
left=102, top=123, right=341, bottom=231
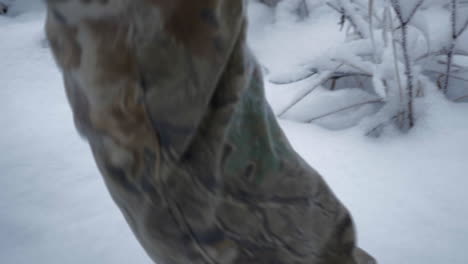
left=253, top=0, right=326, bottom=22
left=255, top=0, right=468, bottom=135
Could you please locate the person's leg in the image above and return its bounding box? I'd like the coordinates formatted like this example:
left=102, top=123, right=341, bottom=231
left=44, top=0, right=375, bottom=263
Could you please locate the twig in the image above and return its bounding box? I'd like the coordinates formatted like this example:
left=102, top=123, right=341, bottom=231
left=369, top=0, right=377, bottom=62
left=353, top=0, right=384, bottom=25
left=443, top=0, right=458, bottom=94
left=426, top=70, right=468, bottom=82
left=366, top=112, right=404, bottom=137
left=457, top=17, right=468, bottom=36
left=278, top=64, right=344, bottom=117
left=386, top=4, right=404, bottom=104
left=268, top=69, right=318, bottom=85
left=406, top=0, right=426, bottom=24
left=326, top=1, right=366, bottom=38
left=307, top=99, right=384, bottom=123
left=331, top=58, right=372, bottom=75
left=454, top=94, right=468, bottom=102
left=391, top=0, right=419, bottom=129
left=415, top=49, right=468, bottom=62
left=268, top=69, right=371, bottom=86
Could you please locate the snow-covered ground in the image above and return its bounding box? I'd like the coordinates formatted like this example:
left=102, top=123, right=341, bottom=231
left=0, top=5, right=152, bottom=264
left=1, top=2, right=468, bottom=264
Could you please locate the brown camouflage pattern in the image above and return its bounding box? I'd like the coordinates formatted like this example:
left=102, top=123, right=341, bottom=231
left=44, top=0, right=376, bottom=263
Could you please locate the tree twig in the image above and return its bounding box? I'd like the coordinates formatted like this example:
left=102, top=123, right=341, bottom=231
left=391, top=0, right=417, bottom=129
left=307, top=99, right=384, bottom=123
left=268, top=69, right=318, bottom=85
left=457, top=17, right=468, bottom=36
left=443, top=0, right=458, bottom=94
left=278, top=64, right=344, bottom=117
left=454, top=94, right=468, bottom=102
left=326, top=1, right=366, bottom=38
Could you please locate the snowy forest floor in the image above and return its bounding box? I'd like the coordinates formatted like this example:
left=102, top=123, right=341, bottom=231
left=1, top=2, right=468, bottom=264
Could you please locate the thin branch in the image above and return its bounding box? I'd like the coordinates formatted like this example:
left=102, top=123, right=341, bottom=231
left=391, top=0, right=416, bottom=128
left=454, top=48, right=468, bottom=56
left=444, top=0, right=459, bottom=94
left=332, top=71, right=373, bottom=78
left=452, top=0, right=458, bottom=39
left=387, top=5, right=404, bottom=103
left=457, top=17, right=468, bottom=37
left=426, top=70, right=468, bottom=82
left=390, top=0, right=425, bottom=25
left=369, top=0, right=377, bottom=62
left=454, top=94, right=468, bottom=102
left=436, top=59, right=466, bottom=71
left=390, top=0, right=404, bottom=24
left=405, top=0, right=425, bottom=24
left=415, top=49, right=468, bottom=62
left=366, top=112, right=403, bottom=137
left=278, top=64, right=344, bottom=117
left=326, top=1, right=365, bottom=38
left=326, top=2, right=347, bottom=30
left=269, top=70, right=371, bottom=93
left=331, top=58, right=372, bottom=75
left=307, top=99, right=384, bottom=123
left=352, top=0, right=384, bottom=26
left=415, top=50, right=446, bottom=61
left=277, top=75, right=331, bottom=117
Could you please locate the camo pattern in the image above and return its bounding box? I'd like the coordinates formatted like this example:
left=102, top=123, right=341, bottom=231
left=44, top=0, right=376, bottom=263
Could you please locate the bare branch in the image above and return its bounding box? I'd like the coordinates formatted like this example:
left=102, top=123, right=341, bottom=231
left=415, top=49, right=468, bottom=62
left=278, top=64, right=344, bottom=117
left=426, top=70, right=468, bottom=82
left=454, top=94, right=468, bottom=102
left=366, top=112, right=403, bottom=137
left=369, top=0, right=378, bottom=62
left=331, top=58, right=372, bottom=75
left=452, top=0, right=458, bottom=39
left=268, top=69, right=318, bottom=85
left=406, top=0, right=425, bottom=24
left=453, top=48, right=468, bottom=56
left=326, top=1, right=366, bottom=38
left=386, top=5, right=404, bottom=103
left=457, top=18, right=468, bottom=37
left=307, top=99, right=384, bottom=123
left=389, top=0, right=417, bottom=128
left=390, top=0, right=425, bottom=25
left=390, top=0, right=405, bottom=23
left=443, top=0, right=458, bottom=94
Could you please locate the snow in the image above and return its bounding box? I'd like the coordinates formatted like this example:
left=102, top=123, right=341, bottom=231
left=283, top=97, right=468, bottom=264
left=0, top=4, right=151, bottom=264
left=247, top=2, right=345, bottom=82
left=1, top=2, right=468, bottom=264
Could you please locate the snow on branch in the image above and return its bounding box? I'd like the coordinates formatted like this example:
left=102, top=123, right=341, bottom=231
left=264, top=0, right=468, bottom=134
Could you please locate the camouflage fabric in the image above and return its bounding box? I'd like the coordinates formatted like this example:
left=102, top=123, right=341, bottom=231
left=45, top=0, right=376, bottom=263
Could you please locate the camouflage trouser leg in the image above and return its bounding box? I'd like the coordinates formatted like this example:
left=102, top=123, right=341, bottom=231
left=44, top=0, right=376, bottom=263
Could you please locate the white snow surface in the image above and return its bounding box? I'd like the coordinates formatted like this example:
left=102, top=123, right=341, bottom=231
left=1, top=2, right=468, bottom=264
